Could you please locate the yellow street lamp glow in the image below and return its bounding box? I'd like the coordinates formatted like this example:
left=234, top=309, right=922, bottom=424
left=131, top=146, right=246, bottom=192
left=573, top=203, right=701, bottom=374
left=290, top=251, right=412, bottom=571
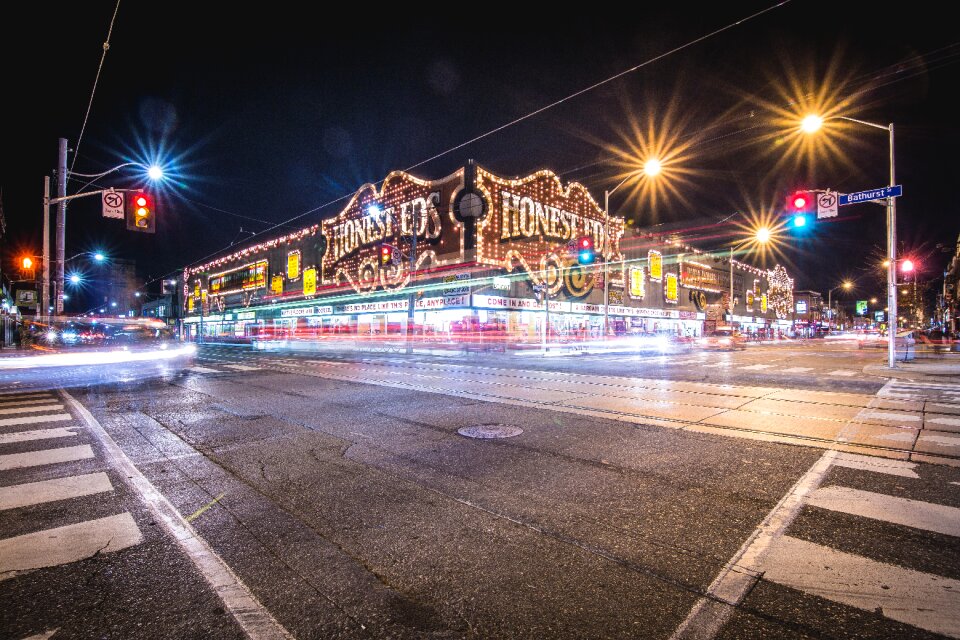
left=842, top=281, right=853, bottom=289
left=800, top=114, right=823, bottom=134
left=643, top=158, right=662, bottom=177
left=755, top=227, right=771, bottom=244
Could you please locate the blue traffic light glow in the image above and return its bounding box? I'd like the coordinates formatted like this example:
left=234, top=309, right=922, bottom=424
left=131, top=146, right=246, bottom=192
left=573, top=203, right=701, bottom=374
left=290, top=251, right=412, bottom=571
left=578, top=250, right=595, bottom=264
left=793, top=214, right=808, bottom=228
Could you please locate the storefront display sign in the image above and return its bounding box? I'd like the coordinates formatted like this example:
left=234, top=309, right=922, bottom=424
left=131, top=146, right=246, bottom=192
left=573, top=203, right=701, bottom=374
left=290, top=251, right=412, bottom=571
left=648, top=251, right=663, bottom=281
left=303, top=268, right=317, bottom=296
left=664, top=273, right=679, bottom=303
left=340, top=300, right=409, bottom=314
left=472, top=294, right=543, bottom=311
left=629, top=266, right=644, bottom=299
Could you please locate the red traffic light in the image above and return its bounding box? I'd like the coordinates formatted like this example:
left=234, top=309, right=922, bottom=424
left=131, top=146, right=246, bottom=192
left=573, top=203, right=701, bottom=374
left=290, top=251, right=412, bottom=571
left=126, top=191, right=155, bottom=233
left=579, top=236, right=593, bottom=249
left=380, top=245, right=393, bottom=265
left=792, top=194, right=808, bottom=209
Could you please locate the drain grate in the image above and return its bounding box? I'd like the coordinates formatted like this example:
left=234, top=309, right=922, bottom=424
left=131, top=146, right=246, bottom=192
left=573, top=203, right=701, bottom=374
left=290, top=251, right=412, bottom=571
left=457, top=424, right=523, bottom=439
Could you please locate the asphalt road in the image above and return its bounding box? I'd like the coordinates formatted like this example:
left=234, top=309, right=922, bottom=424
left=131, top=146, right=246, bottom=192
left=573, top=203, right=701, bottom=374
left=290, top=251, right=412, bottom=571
left=1, top=341, right=959, bottom=639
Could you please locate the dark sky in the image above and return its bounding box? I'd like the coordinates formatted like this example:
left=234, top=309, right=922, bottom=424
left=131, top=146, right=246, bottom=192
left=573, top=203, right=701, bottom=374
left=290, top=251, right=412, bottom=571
left=3, top=2, right=958, bottom=309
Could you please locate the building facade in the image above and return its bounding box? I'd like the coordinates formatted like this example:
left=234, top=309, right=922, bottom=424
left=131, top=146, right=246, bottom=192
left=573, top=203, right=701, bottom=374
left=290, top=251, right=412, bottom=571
left=180, top=164, right=794, bottom=344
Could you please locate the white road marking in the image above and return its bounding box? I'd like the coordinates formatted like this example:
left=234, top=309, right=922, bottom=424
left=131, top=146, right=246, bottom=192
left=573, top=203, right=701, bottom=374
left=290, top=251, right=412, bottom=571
left=0, top=427, right=79, bottom=445
left=739, top=364, right=773, bottom=370
left=780, top=367, right=813, bottom=373
left=0, top=513, right=142, bottom=580
left=808, top=486, right=960, bottom=537
left=928, top=416, right=960, bottom=427
left=828, top=369, right=857, bottom=376
left=921, top=435, right=960, bottom=447
left=221, top=364, right=259, bottom=371
left=0, top=472, right=114, bottom=511
left=669, top=450, right=840, bottom=640
left=760, top=535, right=960, bottom=639
left=0, top=403, right=64, bottom=415
left=0, top=397, right=57, bottom=408
left=0, top=413, right=72, bottom=428
left=0, top=445, right=95, bottom=471
left=831, top=452, right=919, bottom=478
left=187, top=366, right=220, bottom=374
left=0, top=391, right=51, bottom=399
left=61, top=391, right=293, bottom=640
left=22, top=629, right=59, bottom=640
left=859, top=411, right=921, bottom=422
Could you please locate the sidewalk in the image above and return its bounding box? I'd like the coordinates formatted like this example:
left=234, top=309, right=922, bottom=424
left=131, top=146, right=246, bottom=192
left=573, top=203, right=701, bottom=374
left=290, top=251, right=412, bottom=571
left=864, top=354, right=960, bottom=380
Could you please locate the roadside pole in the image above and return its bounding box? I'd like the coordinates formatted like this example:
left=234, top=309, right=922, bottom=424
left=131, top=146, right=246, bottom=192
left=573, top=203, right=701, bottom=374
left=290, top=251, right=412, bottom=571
left=55, top=138, right=68, bottom=316
left=42, top=176, right=51, bottom=319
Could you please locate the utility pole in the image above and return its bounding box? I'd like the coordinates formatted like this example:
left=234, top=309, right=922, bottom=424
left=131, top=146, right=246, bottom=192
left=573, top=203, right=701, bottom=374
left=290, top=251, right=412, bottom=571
left=55, top=138, right=68, bottom=316
left=42, top=176, right=51, bottom=319
left=406, top=204, right=418, bottom=355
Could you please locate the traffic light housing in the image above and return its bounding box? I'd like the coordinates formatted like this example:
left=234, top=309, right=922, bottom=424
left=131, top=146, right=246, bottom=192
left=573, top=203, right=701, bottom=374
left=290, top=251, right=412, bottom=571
left=19, top=256, right=37, bottom=281
left=126, top=191, right=155, bottom=233
left=577, top=236, right=595, bottom=265
left=787, top=191, right=814, bottom=230
left=380, top=244, right=393, bottom=266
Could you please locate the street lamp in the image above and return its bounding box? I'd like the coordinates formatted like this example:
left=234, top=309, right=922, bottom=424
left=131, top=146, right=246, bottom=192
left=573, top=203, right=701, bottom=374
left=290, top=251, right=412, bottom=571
left=603, top=160, right=662, bottom=336
left=827, top=280, right=854, bottom=328
left=801, top=115, right=898, bottom=367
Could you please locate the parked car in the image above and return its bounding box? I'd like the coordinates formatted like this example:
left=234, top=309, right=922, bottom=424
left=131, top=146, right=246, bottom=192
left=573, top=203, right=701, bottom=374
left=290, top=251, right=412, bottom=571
left=698, top=327, right=747, bottom=351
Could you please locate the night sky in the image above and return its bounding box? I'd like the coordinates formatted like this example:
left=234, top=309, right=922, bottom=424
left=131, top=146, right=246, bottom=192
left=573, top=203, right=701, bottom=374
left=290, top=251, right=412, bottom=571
left=3, top=2, right=958, bottom=311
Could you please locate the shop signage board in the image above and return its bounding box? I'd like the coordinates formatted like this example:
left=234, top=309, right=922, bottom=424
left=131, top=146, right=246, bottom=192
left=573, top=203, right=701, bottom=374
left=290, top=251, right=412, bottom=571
left=629, top=266, right=644, bottom=299
left=417, top=295, right=469, bottom=310
left=856, top=300, right=868, bottom=315
left=339, top=300, right=409, bottom=314
left=473, top=294, right=543, bottom=311
left=648, top=251, right=663, bottom=281
left=492, top=276, right=511, bottom=290
left=280, top=305, right=333, bottom=318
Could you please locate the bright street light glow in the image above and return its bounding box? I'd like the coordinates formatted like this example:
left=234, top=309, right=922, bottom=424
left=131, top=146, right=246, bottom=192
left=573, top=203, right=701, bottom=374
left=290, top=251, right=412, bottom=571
left=643, top=158, right=662, bottom=177
left=842, top=281, right=853, bottom=289
left=366, top=204, right=381, bottom=218
left=69, top=274, right=81, bottom=284
left=110, top=301, right=118, bottom=308
left=94, top=252, right=105, bottom=262
left=147, top=165, right=164, bottom=181
left=755, top=227, right=771, bottom=243
left=800, top=114, right=824, bottom=134
left=135, top=292, right=141, bottom=297
left=901, top=259, right=914, bottom=272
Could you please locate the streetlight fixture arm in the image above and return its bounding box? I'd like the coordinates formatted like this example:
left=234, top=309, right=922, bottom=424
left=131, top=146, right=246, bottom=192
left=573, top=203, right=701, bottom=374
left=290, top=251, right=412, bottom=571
left=67, top=162, right=144, bottom=179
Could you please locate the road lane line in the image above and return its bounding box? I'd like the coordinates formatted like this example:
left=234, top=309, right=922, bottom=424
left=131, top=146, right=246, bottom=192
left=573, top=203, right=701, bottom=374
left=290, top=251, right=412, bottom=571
left=0, top=413, right=72, bottom=428
left=669, top=449, right=840, bottom=640
left=0, top=445, right=94, bottom=471
left=0, top=427, right=80, bottom=444
left=780, top=367, right=813, bottom=373
left=808, top=485, right=960, bottom=537
left=61, top=390, right=293, bottom=640
left=0, top=404, right=64, bottom=415
left=831, top=452, right=919, bottom=478
left=760, top=535, right=960, bottom=638
left=0, top=512, right=141, bottom=580
left=187, top=366, right=221, bottom=374
left=221, top=364, right=259, bottom=371
left=0, top=472, right=114, bottom=511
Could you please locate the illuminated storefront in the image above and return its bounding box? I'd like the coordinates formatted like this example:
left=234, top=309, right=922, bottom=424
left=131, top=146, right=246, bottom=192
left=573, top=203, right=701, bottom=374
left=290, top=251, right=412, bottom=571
left=181, top=163, right=792, bottom=344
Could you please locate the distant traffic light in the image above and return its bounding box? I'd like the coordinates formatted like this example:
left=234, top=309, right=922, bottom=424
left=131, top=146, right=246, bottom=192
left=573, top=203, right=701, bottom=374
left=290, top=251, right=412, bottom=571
left=126, top=191, right=155, bottom=233
left=19, top=256, right=37, bottom=280
left=787, top=191, right=814, bottom=230
left=380, top=244, right=393, bottom=266
left=577, top=236, right=595, bottom=265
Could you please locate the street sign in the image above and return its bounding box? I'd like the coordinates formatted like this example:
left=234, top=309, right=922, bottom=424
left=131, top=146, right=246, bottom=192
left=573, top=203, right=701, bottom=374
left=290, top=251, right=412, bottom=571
left=856, top=300, right=868, bottom=315
left=816, top=191, right=838, bottom=219
left=839, top=185, right=902, bottom=206
left=102, top=190, right=124, bottom=219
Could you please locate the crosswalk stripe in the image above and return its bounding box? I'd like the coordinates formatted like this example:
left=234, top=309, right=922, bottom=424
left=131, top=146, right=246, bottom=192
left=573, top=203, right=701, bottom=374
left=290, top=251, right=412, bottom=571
left=0, top=472, right=114, bottom=511
left=808, top=486, right=960, bottom=537
left=928, top=416, right=960, bottom=428
left=187, top=366, right=220, bottom=374
left=0, top=427, right=79, bottom=445
left=739, top=364, right=773, bottom=370
left=0, top=445, right=95, bottom=471
left=0, top=398, right=57, bottom=408
left=221, top=364, right=259, bottom=371
left=828, top=369, right=857, bottom=376
left=780, top=367, right=813, bottom=373
left=0, top=413, right=72, bottom=428
left=0, top=404, right=64, bottom=416
left=0, top=512, right=142, bottom=580
left=831, top=452, right=919, bottom=479
left=0, top=392, right=53, bottom=401
left=760, top=535, right=960, bottom=638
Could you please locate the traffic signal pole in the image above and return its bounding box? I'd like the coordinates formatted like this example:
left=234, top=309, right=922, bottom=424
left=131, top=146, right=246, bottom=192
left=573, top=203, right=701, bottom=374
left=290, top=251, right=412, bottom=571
left=886, top=123, right=898, bottom=369
left=55, top=138, right=68, bottom=316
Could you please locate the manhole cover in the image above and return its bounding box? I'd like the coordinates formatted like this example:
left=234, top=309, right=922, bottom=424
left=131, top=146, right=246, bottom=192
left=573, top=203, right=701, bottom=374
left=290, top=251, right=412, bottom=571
left=457, top=424, right=523, bottom=439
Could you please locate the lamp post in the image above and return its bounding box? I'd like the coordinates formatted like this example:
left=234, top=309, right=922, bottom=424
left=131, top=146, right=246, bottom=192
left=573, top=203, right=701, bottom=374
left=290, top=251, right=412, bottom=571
left=44, top=145, right=164, bottom=318
left=827, top=281, right=853, bottom=329
left=603, top=159, right=661, bottom=337
left=802, top=116, right=898, bottom=367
